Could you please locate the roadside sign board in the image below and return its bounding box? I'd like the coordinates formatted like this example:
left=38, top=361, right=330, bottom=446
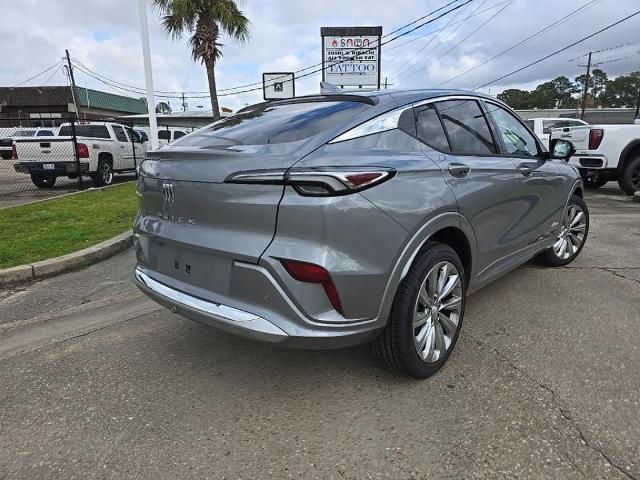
left=263, top=72, right=295, bottom=100
left=321, top=26, right=382, bottom=89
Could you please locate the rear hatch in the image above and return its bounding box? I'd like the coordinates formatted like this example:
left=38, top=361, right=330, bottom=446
left=549, top=125, right=590, bottom=151
left=135, top=98, right=375, bottom=286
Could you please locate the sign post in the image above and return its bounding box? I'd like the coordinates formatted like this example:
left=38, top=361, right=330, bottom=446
left=321, top=26, right=382, bottom=90
left=263, top=72, right=295, bottom=100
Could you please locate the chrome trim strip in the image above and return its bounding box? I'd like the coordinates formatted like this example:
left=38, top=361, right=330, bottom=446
left=134, top=268, right=288, bottom=338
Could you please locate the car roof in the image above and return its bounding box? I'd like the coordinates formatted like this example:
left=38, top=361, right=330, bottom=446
left=240, top=88, right=499, bottom=113
left=528, top=117, right=587, bottom=122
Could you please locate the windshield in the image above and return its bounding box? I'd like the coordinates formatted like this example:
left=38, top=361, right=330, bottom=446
left=173, top=100, right=372, bottom=147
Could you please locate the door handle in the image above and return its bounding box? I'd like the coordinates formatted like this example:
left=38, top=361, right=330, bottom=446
left=120, top=145, right=126, bottom=149
left=517, top=164, right=533, bottom=177
left=448, top=163, right=470, bottom=178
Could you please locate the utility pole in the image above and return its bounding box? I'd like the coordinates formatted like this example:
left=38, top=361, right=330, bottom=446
left=181, top=92, right=187, bottom=111
left=580, top=51, right=592, bottom=121
left=65, top=49, right=79, bottom=116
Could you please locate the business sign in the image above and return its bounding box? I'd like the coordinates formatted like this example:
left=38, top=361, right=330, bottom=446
left=263, top=72, right=295, bottom=100
left=321, top=26, right=382, bottom=89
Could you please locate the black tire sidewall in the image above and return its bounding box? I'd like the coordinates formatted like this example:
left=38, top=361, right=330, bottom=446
left=391, top=243, right=466, bottom=378
left=620, top=156, right=640, bottom=195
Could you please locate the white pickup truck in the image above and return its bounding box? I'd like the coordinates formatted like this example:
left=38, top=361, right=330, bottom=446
left=550, top=123, right=640, bottom=194
left=524, top=118, right=588, bottom=146
left=13, top=122, right=147, bottom=188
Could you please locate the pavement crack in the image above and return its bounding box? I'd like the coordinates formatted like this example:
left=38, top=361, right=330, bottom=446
left=469, top=334, right=637, bottom=480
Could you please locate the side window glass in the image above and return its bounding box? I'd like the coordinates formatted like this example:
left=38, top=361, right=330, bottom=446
left=436, top=100, right=496, bottom=155
left=173, top=131, right=186, bottom=140
left=158, top=130, right=171, bottom=141
left=112, top=126, right=128, bottom=142
left=485, top=103, right=540, bottom=157
left=415, top=105, right=450, bottom=152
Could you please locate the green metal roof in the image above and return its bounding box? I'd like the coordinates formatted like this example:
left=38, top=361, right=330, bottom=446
left=75, top=87, right=148, bottom=114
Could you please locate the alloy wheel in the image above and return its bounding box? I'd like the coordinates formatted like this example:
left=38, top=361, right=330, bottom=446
left=413, top=261, right=462, bottom=363
left=553, top=204, right=586, bottom=260
left=102, top=162, right=113, bottom=184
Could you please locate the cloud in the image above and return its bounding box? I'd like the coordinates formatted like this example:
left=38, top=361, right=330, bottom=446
left=0, top=0, right=638, bottom=112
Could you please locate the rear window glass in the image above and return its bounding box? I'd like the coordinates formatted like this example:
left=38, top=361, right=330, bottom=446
left=14, top=130, right=35, bottom=137
left=525, top=120, right=535, bottom=131
left=416, top=105, right=450, bottom=152
left=36, top=130, right=54, bottom=136
left=436, top=100, right=496, bottom=155
left=58, top=125, right=110, bottom=139
left=174, top=101, right=371, bottom=147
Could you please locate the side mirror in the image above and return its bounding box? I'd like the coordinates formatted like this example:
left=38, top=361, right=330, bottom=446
left=549, top=139, right=575, bottom=161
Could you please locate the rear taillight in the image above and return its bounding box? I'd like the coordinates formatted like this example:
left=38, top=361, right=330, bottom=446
left=11, top=144, right=17, bottom=160
left=281, top=260, right=343, bottom=314
left=76, top=143, right=89, bottom=158
left=225, top=168, right=395, bottom=197
left=588, top=129, right=604, bottom=150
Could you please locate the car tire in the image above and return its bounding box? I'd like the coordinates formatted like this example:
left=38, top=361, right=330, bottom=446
left=618, top=156, right=640, bottom=195
left=31, top=174, right=56, bottom=188
left=581, top=172, right=608, bottom=189
left=535, top=195, right=589, bottom=267
left=370, top=242, right=466, bottom=378
left=91, top=158, right=113, bottom=187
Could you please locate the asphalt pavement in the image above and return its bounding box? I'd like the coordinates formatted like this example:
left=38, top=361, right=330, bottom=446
left=0, top=184, right=638, bottom=479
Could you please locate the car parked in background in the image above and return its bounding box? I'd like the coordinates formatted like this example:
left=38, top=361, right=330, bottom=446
left=525, top=117, right=588, bottom=146
left=134, top=90, right=588, bottom=378
left=158, top=128, right=187, bottom=145
left=13, top=122, right=146, bottom=188
left=549, top=122, right=640, bottom=194
left=0, top=127, right=57, bottom=159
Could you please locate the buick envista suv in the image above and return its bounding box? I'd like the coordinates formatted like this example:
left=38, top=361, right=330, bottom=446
left=134, top=90, right=588, bottom=378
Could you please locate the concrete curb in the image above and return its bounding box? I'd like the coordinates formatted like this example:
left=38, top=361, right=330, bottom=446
left=0, top=231, right=133, bottom=288
left=634, top=192, right=640, bottom=204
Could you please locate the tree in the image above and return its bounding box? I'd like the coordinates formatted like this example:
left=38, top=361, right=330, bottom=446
left=550, top=76, right=578, bottom=108
left=154, top=0, right=250, bottom=120
left=156, top=101, right=172, bottom=114
left=575, top=68, right=608, bottom=106
left=600, top=71, right=640, bottom=108
left=497, top=89, right=532, bottom=109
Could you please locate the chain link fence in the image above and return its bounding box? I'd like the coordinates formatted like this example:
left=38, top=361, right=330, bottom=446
left=0, top=115, right=151, bottom=207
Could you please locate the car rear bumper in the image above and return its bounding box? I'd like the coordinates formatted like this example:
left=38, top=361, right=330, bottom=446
left=133, top=265, right=382, bottom=349
left=14, top=161, right=89, bottom=175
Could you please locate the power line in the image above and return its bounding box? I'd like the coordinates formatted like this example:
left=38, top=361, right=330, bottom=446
left=70, top=0, right=468, bottom=96
left=436, top=0, right=601, bottom=87
left=73, top=0, right=475, bottom=99
left=392, top=0, right=475, bottom=79
left=398, top=0, right=512, bottom=84
left=11, top=61, right=64, bottom=87
left=474, top=9, right=640, bottom=90
left=384, top=0, right=510, bottom=54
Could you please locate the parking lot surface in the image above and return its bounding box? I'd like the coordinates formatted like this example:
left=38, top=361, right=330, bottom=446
left=0, top=185, right=638, bottom=479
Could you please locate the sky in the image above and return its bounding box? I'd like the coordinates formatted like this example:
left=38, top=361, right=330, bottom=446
left=1, top=0, right=639, bottom=112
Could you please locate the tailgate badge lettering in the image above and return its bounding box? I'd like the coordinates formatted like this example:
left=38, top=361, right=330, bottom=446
left=162, top=183, right=175, bottom=204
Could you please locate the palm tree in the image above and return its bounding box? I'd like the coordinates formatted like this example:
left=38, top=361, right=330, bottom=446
left=154, top=0, right=250, bottom=120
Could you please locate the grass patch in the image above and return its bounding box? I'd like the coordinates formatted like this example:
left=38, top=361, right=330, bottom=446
left=0, top=183, right=137, bottom=269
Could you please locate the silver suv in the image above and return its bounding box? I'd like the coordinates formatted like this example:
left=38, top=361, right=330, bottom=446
left=134, top=90, right=588, bottom=378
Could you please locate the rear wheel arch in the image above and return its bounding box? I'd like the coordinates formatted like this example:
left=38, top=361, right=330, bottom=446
left=377, top=213, right=476, bottom=325
left=618, top=140, right=640, bottom=175
left=573, top=185, right=584, bottom=198
left=98, top=151, right=113, bottom=167
left=428, top=227, right=472, bottom=286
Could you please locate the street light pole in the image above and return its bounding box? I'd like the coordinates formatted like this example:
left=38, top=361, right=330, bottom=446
left=137, top=0, right=159, bottom=150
